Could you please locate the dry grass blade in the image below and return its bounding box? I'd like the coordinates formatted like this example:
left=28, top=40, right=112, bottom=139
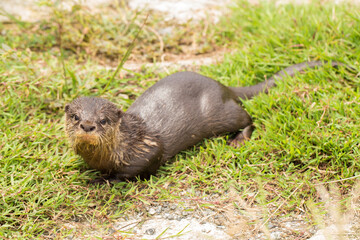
left=100, top=13, right=149, bottom=95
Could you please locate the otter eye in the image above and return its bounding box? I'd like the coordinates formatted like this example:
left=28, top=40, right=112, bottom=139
left=100, top=119, right=107, bottom=125
left=72, top=114, right=80, bottom=121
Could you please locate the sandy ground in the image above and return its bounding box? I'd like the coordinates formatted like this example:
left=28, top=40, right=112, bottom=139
left=1, top=0, right=358, bottom=23
left=0, top=0, right=231, bottom=23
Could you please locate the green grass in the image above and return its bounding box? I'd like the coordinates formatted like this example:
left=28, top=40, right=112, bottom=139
left=1, top=0, right=360, bottom=238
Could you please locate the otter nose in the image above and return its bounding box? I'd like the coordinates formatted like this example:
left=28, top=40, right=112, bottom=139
left=80, top=123, right=96, bottom=133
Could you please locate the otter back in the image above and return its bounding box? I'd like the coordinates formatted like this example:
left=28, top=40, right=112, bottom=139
left=126, top=71, right=252, bottom=161
left=65, top=61, right=342, bottom=179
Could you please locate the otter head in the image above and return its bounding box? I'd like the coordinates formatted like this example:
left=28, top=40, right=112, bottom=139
left=65, top=97, right=123, bottom=156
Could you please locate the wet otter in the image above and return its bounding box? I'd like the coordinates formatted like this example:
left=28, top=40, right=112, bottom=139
left=65, top=61, right=341, bottom=178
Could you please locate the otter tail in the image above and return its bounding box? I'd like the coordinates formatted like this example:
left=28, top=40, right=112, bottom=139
left=230, top=61, right=343, bottom=100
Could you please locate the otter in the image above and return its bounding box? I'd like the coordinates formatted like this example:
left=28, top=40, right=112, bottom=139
left=65, top=61, right=341, bottom=179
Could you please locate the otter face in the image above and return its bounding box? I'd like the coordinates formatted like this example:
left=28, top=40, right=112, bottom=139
left=65, top=97, right=122, bottom=152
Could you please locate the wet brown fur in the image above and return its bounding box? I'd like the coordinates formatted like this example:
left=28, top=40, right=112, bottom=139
left=65, top=97, right=163, bottom=178
left=65, top=61, right=342, bottom=179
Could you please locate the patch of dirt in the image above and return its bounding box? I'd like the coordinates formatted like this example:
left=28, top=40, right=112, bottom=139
left=54, top=184, right=360, bottom=239
left=122, top=50, right=229, bottom=73
left=128, top=0, right=233, bottom=23
left=55, top=191, right=313, bottom=239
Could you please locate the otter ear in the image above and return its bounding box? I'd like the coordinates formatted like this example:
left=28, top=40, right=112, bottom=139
left=65, top=104, right=70, bottom=113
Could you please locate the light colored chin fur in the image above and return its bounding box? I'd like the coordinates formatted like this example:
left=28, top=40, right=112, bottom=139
left=69, top=127, right=126, bottom=172
left=74, top=133, right=100, bottom=146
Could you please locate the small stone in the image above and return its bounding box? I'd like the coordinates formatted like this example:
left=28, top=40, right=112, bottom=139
left=63, top=223, right=76, bottom=229
left=156, top=206, right=162, bottom=214
left=270, top=231, right=283, bottom=239
left=202, top=227, right=211, bottom=233
left=214, top=219, right=222, bottom=226
left=148, top=208, right=156, bottom=215
left=145, top=228, right=156, bottom=235
left=107, top=228, right=116, bottom=235
left=268, top=223, right=275, bottom=229
left=161, top=213, right=169, bottom=218
left=158, top=26, right=173, bottom=36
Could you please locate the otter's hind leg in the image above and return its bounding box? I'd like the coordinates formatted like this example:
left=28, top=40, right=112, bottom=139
left=229, top=124, right=255, bottom=147
left=224, top=102, right=254, bottom=147
left=213, top=97, right=254, bottom=147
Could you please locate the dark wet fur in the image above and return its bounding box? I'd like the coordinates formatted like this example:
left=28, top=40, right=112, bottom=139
left=65, top=61, right=342, bottom=179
